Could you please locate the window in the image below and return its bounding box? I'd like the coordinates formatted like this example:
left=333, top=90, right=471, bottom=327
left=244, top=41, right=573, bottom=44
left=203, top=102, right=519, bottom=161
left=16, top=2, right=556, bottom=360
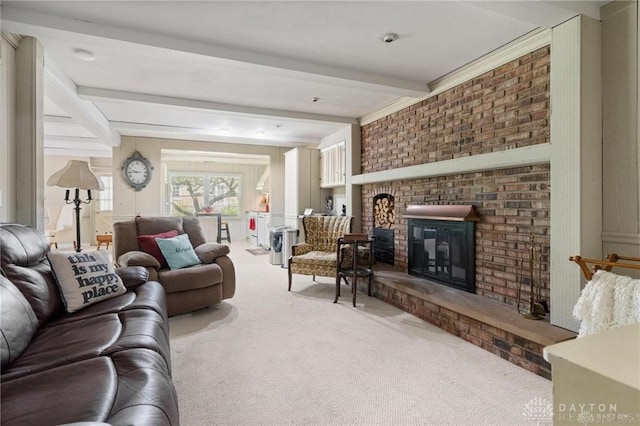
left=98, top=176, right=113, bottom=211
left=168, top=172, right=240, bottom=217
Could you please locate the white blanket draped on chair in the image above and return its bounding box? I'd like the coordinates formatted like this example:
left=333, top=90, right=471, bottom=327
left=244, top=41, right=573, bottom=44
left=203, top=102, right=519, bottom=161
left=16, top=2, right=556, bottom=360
left=573, top=269, right=640, bottom=337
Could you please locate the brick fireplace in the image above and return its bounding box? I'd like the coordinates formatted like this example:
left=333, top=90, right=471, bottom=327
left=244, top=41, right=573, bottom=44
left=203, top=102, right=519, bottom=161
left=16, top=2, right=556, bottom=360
left=355, top=45, right=578, bottom=378
left=361, top=166, right=551, bottom=309
left=361, top=45, right=553, bottom=307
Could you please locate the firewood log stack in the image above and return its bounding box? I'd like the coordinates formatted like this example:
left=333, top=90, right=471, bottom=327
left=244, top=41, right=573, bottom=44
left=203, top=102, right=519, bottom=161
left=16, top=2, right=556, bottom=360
left=373, top=196, right=395, bottom=228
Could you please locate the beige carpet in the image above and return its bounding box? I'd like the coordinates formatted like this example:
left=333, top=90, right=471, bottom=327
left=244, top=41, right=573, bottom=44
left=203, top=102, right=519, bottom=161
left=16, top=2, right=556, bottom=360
left=169, top=240, right=552, bottom=425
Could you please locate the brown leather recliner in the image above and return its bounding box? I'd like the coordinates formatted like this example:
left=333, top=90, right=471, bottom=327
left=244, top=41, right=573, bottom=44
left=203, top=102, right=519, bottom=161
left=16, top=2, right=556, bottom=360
left=113, top=216, right=236, bottom=316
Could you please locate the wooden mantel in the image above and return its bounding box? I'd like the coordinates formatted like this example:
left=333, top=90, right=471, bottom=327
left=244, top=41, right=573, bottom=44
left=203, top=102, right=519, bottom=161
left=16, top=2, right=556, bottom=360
left=403, top=204, right=480, bottom=222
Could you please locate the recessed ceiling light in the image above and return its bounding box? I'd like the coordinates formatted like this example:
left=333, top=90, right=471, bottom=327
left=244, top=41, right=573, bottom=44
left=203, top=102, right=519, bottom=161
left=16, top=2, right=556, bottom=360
left=382, top=33, right=398, bottom=43
left=73, top=48, right=95, bottom=61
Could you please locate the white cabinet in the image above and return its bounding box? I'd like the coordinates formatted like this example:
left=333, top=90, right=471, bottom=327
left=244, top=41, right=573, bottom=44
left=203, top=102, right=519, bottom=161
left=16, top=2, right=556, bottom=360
left=247, top=211, right=270, bottom=247
left=257, top=213, right=270, bottom=248
left=247, top=212, right=258, bottom=245
left=284, top=148, right=327, bottom=235
left=320, top=141, right=346, bottom=188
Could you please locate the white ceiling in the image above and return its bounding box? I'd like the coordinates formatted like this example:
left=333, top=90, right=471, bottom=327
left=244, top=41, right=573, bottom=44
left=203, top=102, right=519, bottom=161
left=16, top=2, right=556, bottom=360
left=1, top=1, right=607, bottom=158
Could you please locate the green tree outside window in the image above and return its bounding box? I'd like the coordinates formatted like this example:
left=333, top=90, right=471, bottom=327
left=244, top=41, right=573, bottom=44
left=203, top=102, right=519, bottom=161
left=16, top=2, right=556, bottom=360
left=169, top=174, right=240, bottom=217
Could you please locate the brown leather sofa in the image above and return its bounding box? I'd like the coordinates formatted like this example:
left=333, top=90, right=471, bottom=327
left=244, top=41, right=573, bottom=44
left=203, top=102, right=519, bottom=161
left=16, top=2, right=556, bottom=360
left=0, top=223, right=179, bottom=425
left=113, top=216, right=236, bottom=316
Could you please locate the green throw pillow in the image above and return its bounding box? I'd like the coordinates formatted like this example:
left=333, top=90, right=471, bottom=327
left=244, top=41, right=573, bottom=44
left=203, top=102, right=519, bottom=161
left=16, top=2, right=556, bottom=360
left=48, top=250, right=127, bottom=313
left=156, top=233, right=201, bottom=270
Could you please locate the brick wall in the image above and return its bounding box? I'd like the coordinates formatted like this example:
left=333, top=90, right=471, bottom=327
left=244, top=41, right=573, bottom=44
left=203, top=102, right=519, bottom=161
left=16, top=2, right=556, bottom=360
left=362, top=46, right=550, bottom=173
left=360, top=46, right=551, bottom=309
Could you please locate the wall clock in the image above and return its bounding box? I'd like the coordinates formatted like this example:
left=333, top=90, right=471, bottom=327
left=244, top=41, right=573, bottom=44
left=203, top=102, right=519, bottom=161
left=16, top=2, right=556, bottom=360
left=122, top=151, right=153, bottom=191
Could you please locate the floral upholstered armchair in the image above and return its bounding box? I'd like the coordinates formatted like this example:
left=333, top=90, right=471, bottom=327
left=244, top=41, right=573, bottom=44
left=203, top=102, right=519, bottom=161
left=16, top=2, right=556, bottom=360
left=287, top=215, right=353, bottom=291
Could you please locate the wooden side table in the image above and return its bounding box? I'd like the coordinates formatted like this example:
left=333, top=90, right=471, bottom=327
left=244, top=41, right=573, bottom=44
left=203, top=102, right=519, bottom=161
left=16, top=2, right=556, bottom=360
left=96, top=233, right=113, bottom=250
left=334, top=235, right=374, bottom=307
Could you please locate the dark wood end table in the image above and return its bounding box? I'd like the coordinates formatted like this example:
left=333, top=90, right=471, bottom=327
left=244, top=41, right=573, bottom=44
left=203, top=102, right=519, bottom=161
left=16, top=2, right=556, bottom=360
left=334, top=236, right=374, bottom=307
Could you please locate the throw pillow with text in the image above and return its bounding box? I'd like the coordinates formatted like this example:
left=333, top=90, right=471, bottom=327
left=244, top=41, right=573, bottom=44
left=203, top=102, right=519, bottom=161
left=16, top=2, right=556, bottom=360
left=156, top=233, right=201, bottom=270
left=48, top=250, right=127, bottom=312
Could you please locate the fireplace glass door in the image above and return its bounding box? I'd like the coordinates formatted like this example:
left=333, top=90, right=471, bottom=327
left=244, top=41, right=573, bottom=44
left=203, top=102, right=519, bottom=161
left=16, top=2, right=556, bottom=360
left=408, top=219, right=475, bottom=293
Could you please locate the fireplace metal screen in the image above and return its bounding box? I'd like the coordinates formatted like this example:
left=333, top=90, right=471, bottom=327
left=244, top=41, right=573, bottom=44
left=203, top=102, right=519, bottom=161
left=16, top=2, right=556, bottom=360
left=407, top=219, right=475, bottom=293
left=372, top=228, right=394, bottom=265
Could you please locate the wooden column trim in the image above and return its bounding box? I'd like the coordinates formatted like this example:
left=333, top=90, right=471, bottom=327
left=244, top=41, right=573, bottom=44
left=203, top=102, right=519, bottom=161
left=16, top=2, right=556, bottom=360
left=550, top=16, right=602, bottom=332
left=15, top=36, right=44, bottom=230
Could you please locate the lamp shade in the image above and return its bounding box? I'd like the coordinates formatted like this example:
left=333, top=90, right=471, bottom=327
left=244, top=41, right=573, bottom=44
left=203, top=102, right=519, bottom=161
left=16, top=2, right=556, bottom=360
left=47, top=160, right=104, bottom=190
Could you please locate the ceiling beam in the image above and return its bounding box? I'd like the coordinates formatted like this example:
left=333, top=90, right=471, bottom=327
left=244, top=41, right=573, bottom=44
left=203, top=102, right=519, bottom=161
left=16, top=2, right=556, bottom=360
left=2, top=5, right=430, bottom=98
left=43, top=58, right=120, bottom=146
left=109, top=121, right=316, bottom=147
left=77, top=86, right=359, bottom=125
left=162, top=150, right=270, bottom=166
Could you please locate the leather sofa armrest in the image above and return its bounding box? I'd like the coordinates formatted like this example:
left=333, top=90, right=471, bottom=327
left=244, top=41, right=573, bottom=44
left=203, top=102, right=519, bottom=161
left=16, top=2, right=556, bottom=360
left=292, top=243, right=313, bottom=256
left=117, top=251, right=161, bottom=270
left=195, top=242, right=230, bottom=264
left=115, top=266, right=149, bottom=288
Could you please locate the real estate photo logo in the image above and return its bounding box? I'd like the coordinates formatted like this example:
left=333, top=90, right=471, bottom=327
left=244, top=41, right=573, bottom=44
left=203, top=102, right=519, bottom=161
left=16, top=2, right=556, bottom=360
left=522, top=397, right=553, bottom=425
left=524, top=398, right=640, bottom=425
left=556, top=402, right=640, bottom=424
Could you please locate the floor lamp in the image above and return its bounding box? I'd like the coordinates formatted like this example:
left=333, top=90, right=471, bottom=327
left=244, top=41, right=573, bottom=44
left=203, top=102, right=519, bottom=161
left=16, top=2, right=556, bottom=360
left=47, top=160, right=104, bottom=252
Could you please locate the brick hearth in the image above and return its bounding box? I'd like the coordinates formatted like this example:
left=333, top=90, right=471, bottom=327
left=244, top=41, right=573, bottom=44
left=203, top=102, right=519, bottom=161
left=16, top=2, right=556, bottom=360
left=367, top=268, right=576, bottom=379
